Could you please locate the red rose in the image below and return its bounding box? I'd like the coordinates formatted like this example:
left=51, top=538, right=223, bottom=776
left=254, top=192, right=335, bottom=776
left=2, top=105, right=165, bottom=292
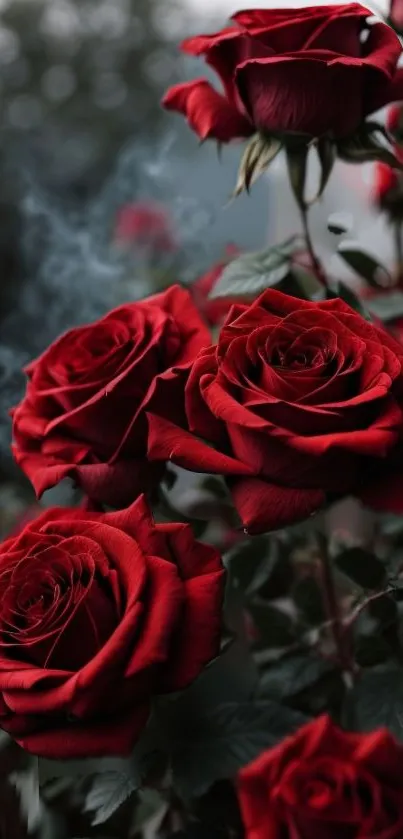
left=237, top=715, right=403, bottom=839
left=373, top=162, right=403, bottom=214
left=163, top=4, right=403, bottom=142
left=387, top=104, right=403, bottom=138
left=147, top=290, right=403, bottom=533
left=12, top=285, right=210, bottom=507
left=191, top=246, right=243, bottom=327
left=115, top=202, right=176, bottom=253
left=0, top=496, right=224, bottom=758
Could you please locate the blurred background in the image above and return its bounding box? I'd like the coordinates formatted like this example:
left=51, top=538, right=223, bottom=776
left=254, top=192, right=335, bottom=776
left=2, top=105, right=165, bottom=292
left=0, top=0, right=394, bottom=530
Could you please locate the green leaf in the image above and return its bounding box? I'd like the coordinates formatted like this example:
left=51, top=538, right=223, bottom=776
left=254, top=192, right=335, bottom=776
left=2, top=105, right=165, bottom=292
left=343, top=664, right=403, bottom=738
left=293, top=576, right=326, bottom=626
left=335, top=548, right=386, bottom=590
left=84, top=770, right=137, bottom=826
left=0, top=730, right=11, bottom=751
left=337, top=244, right=391, bottom=288
left=259, top=654, right=334, bottom=700
left=39, top=755, right=135, bottom=786
left=368, top=594, right=397, bottom=628
left=337, top=121, right=403, bottom=168
left=234, top=133, right=282, bottom=196
left=337, top=242, right=392, bottom=289
left=380, top=513, right=403, bottom=536
left=328, top=280, right=370, bottom=318
left=10, top=764, right=44, bottom=835
left=170, top=700, right=307, bottom=797
left=165, top=639, right=258, bottom=719
left=248, top=601, right=295, bottom=648
left=38, top=809, right=65, bottom=839
left=227, top=536, right=274, bottom=596
left=367, top=291, right=403, bottom=322
left=130, top=789, right=166, bottom=834
left=354, top=633, right=394, bottom=667
left=288, top=264, right=324, bottom=300
left=210, top=237, right=301, bottom=300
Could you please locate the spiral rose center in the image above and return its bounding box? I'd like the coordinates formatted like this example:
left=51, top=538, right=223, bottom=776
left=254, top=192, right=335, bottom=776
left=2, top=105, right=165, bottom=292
left=269, top=341, right=332, bottom=372
left=65, top=321, right=132, bottom=379
left=0, top=538, right=119, bottom=671
left=275, top=756, right=395, bottom=829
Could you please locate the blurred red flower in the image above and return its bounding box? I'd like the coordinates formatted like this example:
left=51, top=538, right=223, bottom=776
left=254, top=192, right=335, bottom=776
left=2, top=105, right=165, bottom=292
left=238, top=715, right=403, bottom=839
left=115, top=201, right=177, bottom=253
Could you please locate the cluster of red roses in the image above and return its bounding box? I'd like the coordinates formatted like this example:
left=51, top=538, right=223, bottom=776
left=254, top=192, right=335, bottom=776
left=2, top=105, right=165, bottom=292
left=12, top=283, right=403, bottom=535
left=4, top=4, right=403, bottom=838
left=6, top=273, right=403, bottom=833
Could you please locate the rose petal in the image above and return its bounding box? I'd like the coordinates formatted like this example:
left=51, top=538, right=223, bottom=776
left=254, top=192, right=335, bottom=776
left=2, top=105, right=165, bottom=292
left=147, top=412, right=253, bottom=475
left=162, top=79, right=253, bottom=142
left=13, top=703, right=151, bottom=759
left=161, top=571, right=225, bottom=691
left=230, top=477, right=325, bottom=533
left=236, top=55, right=363, bottom=137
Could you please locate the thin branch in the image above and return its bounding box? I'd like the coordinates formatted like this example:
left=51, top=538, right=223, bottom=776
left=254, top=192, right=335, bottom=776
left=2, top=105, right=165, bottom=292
left=317, top=536, right=356, bottom=677
left=343, top=586, right=395, bottom=631
left=299, top=204, right=328, bottom=289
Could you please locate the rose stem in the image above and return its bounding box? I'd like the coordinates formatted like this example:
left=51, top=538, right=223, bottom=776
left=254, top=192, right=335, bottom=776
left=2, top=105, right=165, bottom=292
left=299, top=204, right=328, bottom=289
left=343, top=587, right=395, bottom=630
left=316, top=534, right=355, bottom=681
left=393, top=221, right=403, bottom=284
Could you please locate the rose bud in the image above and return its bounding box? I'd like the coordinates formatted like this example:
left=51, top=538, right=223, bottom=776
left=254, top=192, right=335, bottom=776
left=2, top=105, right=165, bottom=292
left=115, top=201, right=176, bottom=253
left=164, top=5, right=403, bottom=144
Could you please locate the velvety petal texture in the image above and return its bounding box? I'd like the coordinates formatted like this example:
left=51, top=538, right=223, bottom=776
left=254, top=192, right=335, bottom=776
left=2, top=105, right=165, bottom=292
left=0, top=497, right=224, bottom=759
left=237, top=715, right=403, bottom=839
left=12, top=285, right=210, bottom=507
left=147, top=289, right=403, bottom=533
left=163, top=3, right=403, bottom=141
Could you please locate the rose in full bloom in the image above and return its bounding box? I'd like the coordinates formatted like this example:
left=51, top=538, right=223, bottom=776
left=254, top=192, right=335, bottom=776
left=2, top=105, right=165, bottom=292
left=147, top=289, right=403, bottom=533
left=12, top=285, right=210, bottom=507
left=237, top=715, right=403, bottom=839
left=0, top=497, right=224, bottom=758
left=115, top=202, right=176, bottom=253
left=163, top=4, right=403, bottom=143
